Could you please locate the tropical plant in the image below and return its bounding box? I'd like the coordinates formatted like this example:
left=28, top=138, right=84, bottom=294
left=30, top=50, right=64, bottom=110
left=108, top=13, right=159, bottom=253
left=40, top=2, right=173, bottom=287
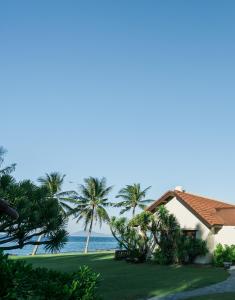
left=38, top=172, right=75, bottom=214
left=69, top=177, right=113, bottom=253
left=114, top=183, right=152, bottom=216
left=0, top=175, right=68, bottom=252
left=110, top=212, right=154, bottom=262
left=0, top=146, right=16, bottom=177
left=213, top=244, right=235, bottom=266
left=32, top=172, right=75, bottom=255
left=111, top=207, right=207, bottom=264
left=0, top=250, right=101, bottom=300
left=176, top=235, right=208, bottom=264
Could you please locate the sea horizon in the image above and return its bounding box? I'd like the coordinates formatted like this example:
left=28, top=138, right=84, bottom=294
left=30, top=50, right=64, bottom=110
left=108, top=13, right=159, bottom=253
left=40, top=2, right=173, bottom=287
left=3, top=235, right=118, bottom=256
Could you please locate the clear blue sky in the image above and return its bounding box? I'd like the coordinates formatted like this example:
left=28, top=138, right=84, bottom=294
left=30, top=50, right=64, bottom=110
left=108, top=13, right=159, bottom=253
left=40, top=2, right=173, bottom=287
left=1, top=1, right=235, bottom=233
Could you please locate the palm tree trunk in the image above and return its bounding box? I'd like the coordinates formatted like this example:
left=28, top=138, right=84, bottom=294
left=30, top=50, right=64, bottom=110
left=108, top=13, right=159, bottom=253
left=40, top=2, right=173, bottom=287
left=32, top=234, right=42, bottom=256
left=84, top=211, right=94, bottom=254
left=132, top=206, right=136, bottom=217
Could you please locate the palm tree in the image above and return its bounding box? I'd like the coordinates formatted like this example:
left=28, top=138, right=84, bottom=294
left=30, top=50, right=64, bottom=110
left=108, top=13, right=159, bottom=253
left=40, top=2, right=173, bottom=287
left=38, top=172, right=75, bottom=214
left=69, top=177, right=113, bottom=254
left=115, top=183, right=152, bottom=217
left=32, top=172, right=74, bottom=255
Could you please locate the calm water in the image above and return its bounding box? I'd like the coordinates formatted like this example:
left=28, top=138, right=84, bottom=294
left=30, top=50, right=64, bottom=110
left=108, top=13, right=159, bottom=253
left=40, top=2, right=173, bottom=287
left=4, top=236, right=118, bottom=256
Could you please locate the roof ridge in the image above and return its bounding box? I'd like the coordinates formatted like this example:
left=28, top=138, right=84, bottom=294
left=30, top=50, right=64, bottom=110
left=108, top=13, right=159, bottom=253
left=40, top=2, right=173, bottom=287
left=175, top=190, right=235, bottom=207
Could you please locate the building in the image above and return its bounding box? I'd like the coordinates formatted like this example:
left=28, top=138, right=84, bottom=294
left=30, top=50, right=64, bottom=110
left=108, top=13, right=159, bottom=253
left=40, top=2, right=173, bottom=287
left=147, top=187, right=235, bottom=263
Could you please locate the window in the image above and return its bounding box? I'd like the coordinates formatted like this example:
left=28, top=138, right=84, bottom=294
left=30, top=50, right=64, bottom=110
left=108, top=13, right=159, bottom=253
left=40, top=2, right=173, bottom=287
left=182, top=230, right=197, bottom=239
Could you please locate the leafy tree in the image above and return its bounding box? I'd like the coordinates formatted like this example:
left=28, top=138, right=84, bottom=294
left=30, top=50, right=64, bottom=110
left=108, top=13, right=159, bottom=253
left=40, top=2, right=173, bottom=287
left=0, top=251, right=100, bottom=300
left=114, top=183, right=152, bottom=216
left=69, top=177, right=113, bottom=253
left=32, top=172, right=74, bottom=255
left=152, top=206, right=180, bottom=264
left=0, top=175, right=68, bottom=252
left=110, top=214, right=152, bottom=262
left=110, top=207, right=180, bottom=263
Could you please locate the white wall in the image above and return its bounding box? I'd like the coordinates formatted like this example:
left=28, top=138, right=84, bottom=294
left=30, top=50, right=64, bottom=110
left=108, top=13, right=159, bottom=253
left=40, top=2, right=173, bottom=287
left=164, top=197, right=214, bottom=263
left=165, top=197, right=210, bottom=240
left=215, top=226, right=235, bottom=246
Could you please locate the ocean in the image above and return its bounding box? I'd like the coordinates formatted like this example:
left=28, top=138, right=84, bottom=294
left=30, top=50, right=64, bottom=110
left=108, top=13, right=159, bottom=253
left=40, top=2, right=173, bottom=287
left=4, top=236, right=118, bottom=256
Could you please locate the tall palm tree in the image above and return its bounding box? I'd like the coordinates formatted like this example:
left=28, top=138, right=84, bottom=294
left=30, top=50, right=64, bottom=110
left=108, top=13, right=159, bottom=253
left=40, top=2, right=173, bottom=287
left=69, top=177, right=113, bottom=254
left=38, top=172, right=65, bottom=196
left=115, top=183, right=152, bottom=217
left=38, top=172, right=75, bottom=214
left=32, top=172, right=74, bottom=255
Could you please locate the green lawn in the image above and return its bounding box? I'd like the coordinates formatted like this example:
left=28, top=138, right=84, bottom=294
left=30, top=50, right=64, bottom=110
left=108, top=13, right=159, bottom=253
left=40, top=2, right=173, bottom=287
left=188, top=293, right=235, bottom=300
left=12, top=252, right=228, bottom=300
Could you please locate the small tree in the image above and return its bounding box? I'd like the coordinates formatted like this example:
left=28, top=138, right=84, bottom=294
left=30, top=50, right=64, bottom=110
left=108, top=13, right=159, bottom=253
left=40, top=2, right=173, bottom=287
left=110, top=211, right=155, bottom=262
left=32, top=172, right=75, bottom=255
left=110, top=206, right=207, bottom=264
left=0, top=176, right=68, bottom=252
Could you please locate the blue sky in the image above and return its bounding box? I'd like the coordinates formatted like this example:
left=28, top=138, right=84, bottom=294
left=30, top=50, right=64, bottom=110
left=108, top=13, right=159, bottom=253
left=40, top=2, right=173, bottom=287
left=1, top=1, right=235, bottom=233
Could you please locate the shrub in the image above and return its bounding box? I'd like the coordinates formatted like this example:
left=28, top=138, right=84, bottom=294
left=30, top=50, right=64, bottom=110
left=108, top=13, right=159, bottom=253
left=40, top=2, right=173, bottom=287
left=153, top=248, right=173, bottom=265
left=213, top=244, right=235, bottom=267
left=153, top=236, right=208, bottom=265
left=110, top=216, right=149, bottom=263
left=0, top=251, right=101, bottom=300
left=176, top=236, right=208, bottom=264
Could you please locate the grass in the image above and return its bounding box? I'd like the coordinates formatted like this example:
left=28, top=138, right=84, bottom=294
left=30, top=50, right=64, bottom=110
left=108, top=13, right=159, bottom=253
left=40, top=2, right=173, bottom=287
left=188, top=293, right=235, bottom=300
left=12, top=252, right=228, bottom=300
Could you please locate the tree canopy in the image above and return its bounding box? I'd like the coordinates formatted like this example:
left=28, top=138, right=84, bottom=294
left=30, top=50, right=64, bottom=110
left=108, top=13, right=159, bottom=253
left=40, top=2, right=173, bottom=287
left=0, top=175, right=68, bottom=252
left=115, top=183, right=152, bottom=216
left=68, top=177, right=113, bottom=253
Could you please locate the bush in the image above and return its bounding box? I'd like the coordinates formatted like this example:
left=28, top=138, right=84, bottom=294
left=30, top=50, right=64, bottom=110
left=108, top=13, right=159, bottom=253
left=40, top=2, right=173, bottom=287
left=153, top=248, right=173, bottom=265
left=176, top=236, right=208, bottom=264
left=0, top=251, right=101, bottom=300
left=154, top=236, right=208, bottom=265
left=213, top=244, right=235, bottom=267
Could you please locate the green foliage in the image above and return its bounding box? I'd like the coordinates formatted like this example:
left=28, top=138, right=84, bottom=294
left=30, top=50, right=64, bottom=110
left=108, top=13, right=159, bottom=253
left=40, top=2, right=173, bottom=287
left=110, top=213, right=149, bottom=262
left=12, top=252, right=229, bottom=300
left=0, top=251, right=100, bottom=300
left=213, top=244, right=235, bottom=266
left=68, top=177, right=113, bottom=253
left=111, top=206, right=208, bottom=265
left=153, top=248, right=170, bottom=265
left=153, top=206, right=180, bottom=264
left=176, top=236, right=208, bottom=264
left=38, top=172, right=75, bottom=215
left=0, top=175, right=68, bottom=252
left=114, top=183, right=152, bottom=216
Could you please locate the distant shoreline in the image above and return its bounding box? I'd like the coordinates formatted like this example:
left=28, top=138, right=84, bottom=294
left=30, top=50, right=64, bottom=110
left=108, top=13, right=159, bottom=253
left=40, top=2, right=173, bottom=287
left=69, top=232, right=113, bottom=237
left=9, top=249, right=116, bottom=257
left=4, top=236, right=118, bottom=256
left=69, top=234, right=113, bottom=237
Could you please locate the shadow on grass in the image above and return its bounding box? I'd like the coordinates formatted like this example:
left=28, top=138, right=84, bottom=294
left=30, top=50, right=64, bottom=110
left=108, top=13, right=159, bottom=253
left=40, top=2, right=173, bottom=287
left=12, top=253, right=229, bottom=300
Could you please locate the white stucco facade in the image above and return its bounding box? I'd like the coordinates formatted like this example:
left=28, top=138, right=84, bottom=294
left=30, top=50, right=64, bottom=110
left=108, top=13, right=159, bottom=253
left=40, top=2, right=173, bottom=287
left=165, top=197, right=210, bottom=240
left=214, top=226, right=235, bottom=245
left=163, top=197, right=235, bottom=263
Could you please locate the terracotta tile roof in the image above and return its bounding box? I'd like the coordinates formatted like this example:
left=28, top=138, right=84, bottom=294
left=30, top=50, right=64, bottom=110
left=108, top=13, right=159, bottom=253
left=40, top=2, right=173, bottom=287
left=147, top=190, right=235, bottom=228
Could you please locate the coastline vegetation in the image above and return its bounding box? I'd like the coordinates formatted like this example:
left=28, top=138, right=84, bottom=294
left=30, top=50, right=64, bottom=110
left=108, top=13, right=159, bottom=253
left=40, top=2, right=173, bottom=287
left=12, top=252, right=228, bottom=300
left=0, top=146, right=229, bottom=299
